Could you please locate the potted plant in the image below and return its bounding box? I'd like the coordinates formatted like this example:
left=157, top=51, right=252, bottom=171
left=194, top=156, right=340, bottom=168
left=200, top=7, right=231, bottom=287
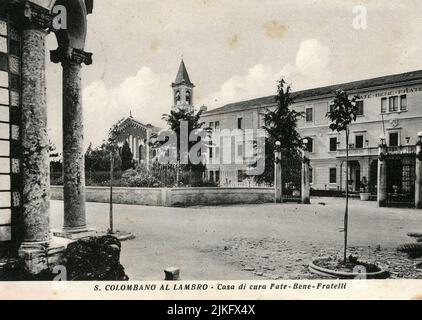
left=360, top=176, right=371, bottom=201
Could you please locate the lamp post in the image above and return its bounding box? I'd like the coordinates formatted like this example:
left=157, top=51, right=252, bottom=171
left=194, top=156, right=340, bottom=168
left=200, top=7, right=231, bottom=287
left=274, top=141, right=282, bottom=203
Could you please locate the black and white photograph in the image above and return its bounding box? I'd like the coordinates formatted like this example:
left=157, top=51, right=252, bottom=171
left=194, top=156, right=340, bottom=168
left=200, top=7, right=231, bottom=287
left=0, top=0, right=422, bottom=301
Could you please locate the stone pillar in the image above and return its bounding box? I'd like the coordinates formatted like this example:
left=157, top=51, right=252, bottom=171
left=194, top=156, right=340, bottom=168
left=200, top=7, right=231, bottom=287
left=274, top=151, right=282, bottom=203
left=301, top=151, right=311, bottom=204
left=416, top=140, right=422, bottom=209
left=377, top=143, right=388, bottom=207
left=51, top=48, right=95, bottom=239
left=20, top=1, right=52, bottom=248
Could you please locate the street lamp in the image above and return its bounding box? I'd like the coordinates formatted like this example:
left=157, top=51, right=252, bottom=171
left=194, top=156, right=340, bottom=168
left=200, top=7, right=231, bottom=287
left=275, top=141, right=281, bottom=161
left=379, top=134, right=386, bottom=146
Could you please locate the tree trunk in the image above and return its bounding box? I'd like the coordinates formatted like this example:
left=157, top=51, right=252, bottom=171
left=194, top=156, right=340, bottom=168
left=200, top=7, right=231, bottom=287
left=344, top=129, right=349, bottom=263
left=109, top=152, right=114, bottom=234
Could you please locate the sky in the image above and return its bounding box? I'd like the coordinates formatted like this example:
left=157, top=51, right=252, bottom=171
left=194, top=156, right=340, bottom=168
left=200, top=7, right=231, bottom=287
left=44, top=0, right=422, bottom=152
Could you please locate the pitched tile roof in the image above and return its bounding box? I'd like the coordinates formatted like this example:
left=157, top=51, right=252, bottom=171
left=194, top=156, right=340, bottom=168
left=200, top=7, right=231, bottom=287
left=204, top=70, right=422, bottom=115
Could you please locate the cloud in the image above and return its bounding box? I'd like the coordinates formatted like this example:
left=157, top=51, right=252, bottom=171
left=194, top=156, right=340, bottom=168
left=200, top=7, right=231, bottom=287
left=83, top=67, right=172, bottom=148
left=281, top=39, right=332, bottom=90
left=203, top=39, right=332, bottom=109
left=47, top=66, right=172, bottom=152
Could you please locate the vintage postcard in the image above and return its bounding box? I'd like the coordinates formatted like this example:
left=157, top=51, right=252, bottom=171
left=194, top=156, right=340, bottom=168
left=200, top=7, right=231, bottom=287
left=0, top=0, right=421, bottom=302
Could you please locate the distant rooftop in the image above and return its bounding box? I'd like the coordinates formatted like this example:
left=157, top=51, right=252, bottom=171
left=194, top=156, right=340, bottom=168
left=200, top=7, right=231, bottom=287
left=204, top=70, right=422, bottom=115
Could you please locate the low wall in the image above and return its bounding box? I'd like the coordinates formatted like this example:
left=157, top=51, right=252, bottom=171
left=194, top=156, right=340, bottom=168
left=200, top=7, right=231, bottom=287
left=50, top=186, right=274, bottom=207
left=169, top=187, right=274, bottom=207
left=50, top=186, right=166, bottom=207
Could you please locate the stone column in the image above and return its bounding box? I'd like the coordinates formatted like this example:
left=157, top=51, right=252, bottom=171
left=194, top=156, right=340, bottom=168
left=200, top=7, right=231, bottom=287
left=377, top=142, right=388, bottom=207
left=274, top=151, right=282, bottom=203
left=51, top=48, right=95, bottom=239
left=416, top=140, right=422, bottom=209
left=20, top=2, right=52, bottom=248
left=301, top=151, right=311, bottom=204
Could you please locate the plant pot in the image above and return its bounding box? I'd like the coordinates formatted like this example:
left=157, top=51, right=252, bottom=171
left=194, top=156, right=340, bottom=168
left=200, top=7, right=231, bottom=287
left=309, top=257, right=389, bottom=279
left=360, top=193, right=371, bottom=201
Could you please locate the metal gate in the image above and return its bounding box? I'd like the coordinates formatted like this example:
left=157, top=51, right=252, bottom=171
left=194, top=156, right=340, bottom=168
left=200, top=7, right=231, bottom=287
left=282, top=156, right=302, bottom=203
left=385, top=149, right=416, bottom=208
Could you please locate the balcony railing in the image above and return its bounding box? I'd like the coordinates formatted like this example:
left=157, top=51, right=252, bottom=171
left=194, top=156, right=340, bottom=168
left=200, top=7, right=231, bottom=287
left=336, top=147, right=378, bottom=158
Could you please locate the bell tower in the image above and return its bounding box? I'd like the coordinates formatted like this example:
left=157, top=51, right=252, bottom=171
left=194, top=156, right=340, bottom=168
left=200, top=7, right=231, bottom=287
left=172, top=59, right=195, bottom=111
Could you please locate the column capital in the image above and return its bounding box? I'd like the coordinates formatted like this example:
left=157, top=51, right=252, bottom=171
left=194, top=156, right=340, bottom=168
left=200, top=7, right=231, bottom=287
left=23, top=1, right=53, bottom=30
left=50, top=47, right=93, bottom=66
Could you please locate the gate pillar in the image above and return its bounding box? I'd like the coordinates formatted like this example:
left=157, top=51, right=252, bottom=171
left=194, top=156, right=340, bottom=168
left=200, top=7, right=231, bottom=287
left=377, top=140, right=387, bottom=207
left=301, top=151, right=310, bottom=204
left=274, top=148, right=282, bottom=203
left=416, top=133, right=422, bottom=209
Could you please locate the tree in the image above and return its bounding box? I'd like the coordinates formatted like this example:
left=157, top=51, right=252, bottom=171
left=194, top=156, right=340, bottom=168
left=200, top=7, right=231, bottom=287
left=255, top=79, right=303, bottom=185
left=326, top=89, right=361, bottom=263
left=157, top=107, right=210, bottom=184
left=106, top=119, right=124, bottom=234
left=121, top=141, right=133, bottom=171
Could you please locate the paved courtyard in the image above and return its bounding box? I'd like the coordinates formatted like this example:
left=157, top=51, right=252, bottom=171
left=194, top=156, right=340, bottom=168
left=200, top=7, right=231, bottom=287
left=50, top=198, right=422, bottom=280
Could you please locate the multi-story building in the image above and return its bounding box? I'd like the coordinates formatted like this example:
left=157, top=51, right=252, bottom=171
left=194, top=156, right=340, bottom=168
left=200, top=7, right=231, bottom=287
left=202, top=70, right=422, bottom=192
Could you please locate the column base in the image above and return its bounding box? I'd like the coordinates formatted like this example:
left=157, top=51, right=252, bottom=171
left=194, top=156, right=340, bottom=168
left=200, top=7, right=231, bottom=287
left=18, top=237, right=69, bottom=275
left=53, top=226, right=97, bottom=240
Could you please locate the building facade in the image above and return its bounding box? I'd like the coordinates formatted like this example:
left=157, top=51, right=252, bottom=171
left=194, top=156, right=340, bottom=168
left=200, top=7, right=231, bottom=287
left=116, top=115, right=160, bottom=165
left=201, top=70, right=422, bottom=192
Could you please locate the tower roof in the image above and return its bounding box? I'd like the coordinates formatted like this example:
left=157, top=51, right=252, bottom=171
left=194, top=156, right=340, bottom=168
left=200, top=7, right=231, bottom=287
left=173, top=59, right=194, bottom=87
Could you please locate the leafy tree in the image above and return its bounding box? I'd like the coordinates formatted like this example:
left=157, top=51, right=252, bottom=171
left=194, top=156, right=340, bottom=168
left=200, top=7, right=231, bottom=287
left=326, top=89, right=361, bottom=263
left=255, top=79, right=303, bottom=184
left=121, top=141, right=133, bottom=171
left=157, top=107, right=210, bottom=182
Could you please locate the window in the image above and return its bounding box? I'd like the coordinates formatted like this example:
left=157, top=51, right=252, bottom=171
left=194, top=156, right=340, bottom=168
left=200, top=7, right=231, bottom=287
left=329, top=104, right=335, bottom=113
left=209, top=171, right=214, bottom=182
left=237, top=143, right=243, bottom=158
left=209, top=146, right=213, bottom=159
left=356, top=101, right=364, bottom=116
left=186, top=90, right=191, bottom=105
left=329, top=168, right=337, bottom=184
left=381, top=98, right=387, bottom=114
left=215, top=146, right=220, bottom=160
left=389, top=96, right=399, bottom=112
left=329, top=137, right=337, bottom=152
left=175, top=90, right=181, bottom=105
left=400, top=95, right=407, bottom=111
left=215, top=170, right=220, bottom=183
left=305, top=107, right=313, bottom=122
left=309, top=167, right=313, bottom=184
left=305, top=137, right=314, bottom=153
left=389, top=132, right=399, bottom=147
left=355, top=135, right=364, bottom=149
left=215, top=121, right=220, bottom=130
left=237, top=117, right=243, bottom=130
left=209, top=122, right=214, bottom=129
